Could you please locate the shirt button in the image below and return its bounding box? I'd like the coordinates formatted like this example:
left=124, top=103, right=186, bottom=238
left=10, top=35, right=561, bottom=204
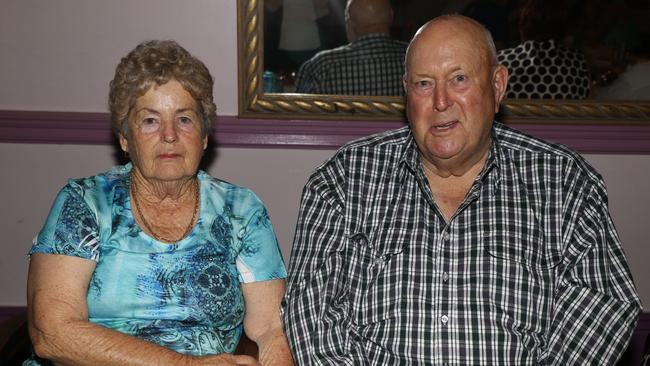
left=440, top=315, right=449, bottom=324
left=442, top=272, right=449, bottom=282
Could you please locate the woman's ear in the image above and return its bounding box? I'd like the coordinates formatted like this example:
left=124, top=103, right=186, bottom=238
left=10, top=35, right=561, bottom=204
left=119, top=133, right=129, bottom=153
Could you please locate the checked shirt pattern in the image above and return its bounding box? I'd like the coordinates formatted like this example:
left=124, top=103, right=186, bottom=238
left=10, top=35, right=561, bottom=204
left=282, top=123, right=641, bottom=365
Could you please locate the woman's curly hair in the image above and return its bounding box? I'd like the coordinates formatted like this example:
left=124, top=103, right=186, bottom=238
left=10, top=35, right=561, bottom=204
left=108, top=40, right=217, bottom=137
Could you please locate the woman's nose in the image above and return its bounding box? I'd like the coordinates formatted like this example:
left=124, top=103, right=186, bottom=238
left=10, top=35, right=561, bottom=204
left=161, top=120, right=178, bottom=143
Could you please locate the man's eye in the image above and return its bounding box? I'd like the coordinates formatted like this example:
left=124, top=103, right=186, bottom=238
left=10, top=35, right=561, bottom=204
left=414, top=80, right=434, bottom=90
left=454, top=75, right=467, bottom=82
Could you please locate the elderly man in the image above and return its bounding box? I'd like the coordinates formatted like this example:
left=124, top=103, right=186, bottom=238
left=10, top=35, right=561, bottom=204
left=283, top=15, right=641, bottom=365
left=294, top=0, right=407, bottom=96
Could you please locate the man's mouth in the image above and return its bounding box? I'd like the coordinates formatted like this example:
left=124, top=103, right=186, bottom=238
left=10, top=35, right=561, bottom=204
left=433, top=121, right=457, bottom=130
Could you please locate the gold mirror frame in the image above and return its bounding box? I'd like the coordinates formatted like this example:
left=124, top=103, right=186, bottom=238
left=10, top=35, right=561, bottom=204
left=238, top=0, right=650, bottom=125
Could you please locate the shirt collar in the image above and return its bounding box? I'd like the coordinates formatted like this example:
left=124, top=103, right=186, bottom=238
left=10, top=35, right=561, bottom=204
left=352, top=33, right=393, bottom=44
left=397, top=130, right=420, bottom=179
left=397, top=124, right=503, bottom=196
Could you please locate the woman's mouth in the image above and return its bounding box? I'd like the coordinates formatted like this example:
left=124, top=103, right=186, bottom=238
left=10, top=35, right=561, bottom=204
left=159, top=153, right=181, bottom=159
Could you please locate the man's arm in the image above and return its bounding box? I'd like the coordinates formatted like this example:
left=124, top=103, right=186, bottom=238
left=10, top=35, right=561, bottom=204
left=282, top=161, right=361, bottom=365
left=539, top=184, right=642, bottom=365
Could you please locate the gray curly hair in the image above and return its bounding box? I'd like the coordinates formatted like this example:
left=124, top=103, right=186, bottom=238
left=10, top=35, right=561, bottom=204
left=108, top=40, right=217, bottom=137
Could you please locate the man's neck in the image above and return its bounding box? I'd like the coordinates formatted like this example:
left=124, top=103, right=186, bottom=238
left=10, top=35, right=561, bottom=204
left=420, top=149, right=489, bottom=221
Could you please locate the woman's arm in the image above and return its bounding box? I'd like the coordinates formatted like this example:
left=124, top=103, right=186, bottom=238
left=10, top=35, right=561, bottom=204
left=27, top=253, right=258, bottom=366
left=241, top=279, right=294, bottom=366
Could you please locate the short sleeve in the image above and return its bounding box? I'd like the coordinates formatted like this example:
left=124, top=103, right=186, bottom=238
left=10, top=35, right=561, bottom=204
left=235, top=197, right=287, bottom=284
left=30, top=184, right=101, bottom=262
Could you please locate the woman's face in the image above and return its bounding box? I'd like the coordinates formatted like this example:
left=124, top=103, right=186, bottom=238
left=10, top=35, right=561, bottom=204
left=119, top=79, right=207, bottom=183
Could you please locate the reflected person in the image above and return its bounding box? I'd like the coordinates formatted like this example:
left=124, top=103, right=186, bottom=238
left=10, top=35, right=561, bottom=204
left=294, top=0, right=407, bottom=96
left=283, top=15, right=640, bottom=364
left=25, top=40, right=293, bottom=365
left=497, top=0, right=590, bottom=99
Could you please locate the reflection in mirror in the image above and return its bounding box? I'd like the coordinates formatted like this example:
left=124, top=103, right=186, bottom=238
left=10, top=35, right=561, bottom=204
left=238, top=0, right=650, bottom=122
left=265, top=0, right=407, bottom=96
left=263, top=0, right=650, bottom=100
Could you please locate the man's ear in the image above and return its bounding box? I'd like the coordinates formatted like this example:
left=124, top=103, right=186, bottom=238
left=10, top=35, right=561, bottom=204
left=492, top=64, right=509, bottom=112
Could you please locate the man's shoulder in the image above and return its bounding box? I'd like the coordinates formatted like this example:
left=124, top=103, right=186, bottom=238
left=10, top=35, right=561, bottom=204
left=341, top=125, right=410, bottom=149
left=355, top=34, right=408, bottom=49
left=306, top=44, right=355, bottom=65
left=308, top=35, right=406, bottom=64
left=309, top=126, right=410, bottom=179
left=493, top=122, right=602, bottom=180
left=494, top=122, right=575, bottom=157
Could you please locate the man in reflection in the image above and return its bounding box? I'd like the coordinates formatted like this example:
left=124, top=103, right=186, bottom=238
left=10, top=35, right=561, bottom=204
left=283, top=15, right=641, bottom=364
left=294, top=0, right=407, bottom=96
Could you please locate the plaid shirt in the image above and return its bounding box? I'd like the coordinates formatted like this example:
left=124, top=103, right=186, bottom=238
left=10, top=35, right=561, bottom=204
left=294, top=34, right=407, bottom=96
left=282, top=123, right=641, bottom=365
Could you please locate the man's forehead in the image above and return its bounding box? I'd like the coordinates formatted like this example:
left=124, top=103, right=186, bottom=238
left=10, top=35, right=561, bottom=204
left=407, top=19, right=489, bottom=69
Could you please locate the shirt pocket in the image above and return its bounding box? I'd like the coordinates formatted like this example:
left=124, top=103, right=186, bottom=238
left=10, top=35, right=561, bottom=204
left=347, top=231, right=404, bottom=329
left=482, top=225, right=561, bottom=339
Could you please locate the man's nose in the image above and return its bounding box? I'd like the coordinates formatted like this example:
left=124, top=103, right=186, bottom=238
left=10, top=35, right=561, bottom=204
left=433, top=85, right=451, bottom=112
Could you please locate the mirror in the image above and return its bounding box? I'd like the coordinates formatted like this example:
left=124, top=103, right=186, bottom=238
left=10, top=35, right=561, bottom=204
left=238, top=0, right=650, bottom=124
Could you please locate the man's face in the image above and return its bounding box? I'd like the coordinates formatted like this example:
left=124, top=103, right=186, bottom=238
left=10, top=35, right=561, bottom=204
left=404, top=19, right=508, bottom=170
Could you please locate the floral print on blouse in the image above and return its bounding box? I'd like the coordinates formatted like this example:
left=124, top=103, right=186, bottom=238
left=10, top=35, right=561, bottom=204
left=26, top=164, right=286, bottom=363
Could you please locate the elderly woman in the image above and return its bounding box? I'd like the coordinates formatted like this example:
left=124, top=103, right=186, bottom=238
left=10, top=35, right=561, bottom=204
left=25, top=40, right=293, bottom=365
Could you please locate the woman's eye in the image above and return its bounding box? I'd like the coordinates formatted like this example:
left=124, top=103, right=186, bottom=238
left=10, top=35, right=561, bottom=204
left=177, top=116, right=197, bottom=131
left=139, top=118, right=160, bottom=133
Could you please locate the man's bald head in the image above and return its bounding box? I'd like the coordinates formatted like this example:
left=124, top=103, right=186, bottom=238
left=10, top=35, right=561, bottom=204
left=345, top=0, right=393, bottom=41
left=405, top=15, right=498, bottom=75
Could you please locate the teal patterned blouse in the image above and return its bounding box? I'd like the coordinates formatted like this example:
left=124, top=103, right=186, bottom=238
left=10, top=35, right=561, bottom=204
left=26, top=164, right=287, bottom=362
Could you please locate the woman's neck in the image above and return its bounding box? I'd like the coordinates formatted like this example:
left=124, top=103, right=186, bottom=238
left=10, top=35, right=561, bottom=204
left=129, top=168, right=197, bottom=203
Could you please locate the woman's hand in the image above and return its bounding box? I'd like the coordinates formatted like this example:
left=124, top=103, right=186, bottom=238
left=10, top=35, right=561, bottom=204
left=193, top=354, right=260, bottom=366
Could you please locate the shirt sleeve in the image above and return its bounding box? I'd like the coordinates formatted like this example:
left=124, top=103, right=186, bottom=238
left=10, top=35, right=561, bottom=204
left=538, top=181, right=642, bottom=365
left=282, top=157, right=366, bottom=365
left=294, top=58, right=320, bottom=94
left=30, top=183, right=101, bottom=262
left=234, top=191, right=287, bottom=284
